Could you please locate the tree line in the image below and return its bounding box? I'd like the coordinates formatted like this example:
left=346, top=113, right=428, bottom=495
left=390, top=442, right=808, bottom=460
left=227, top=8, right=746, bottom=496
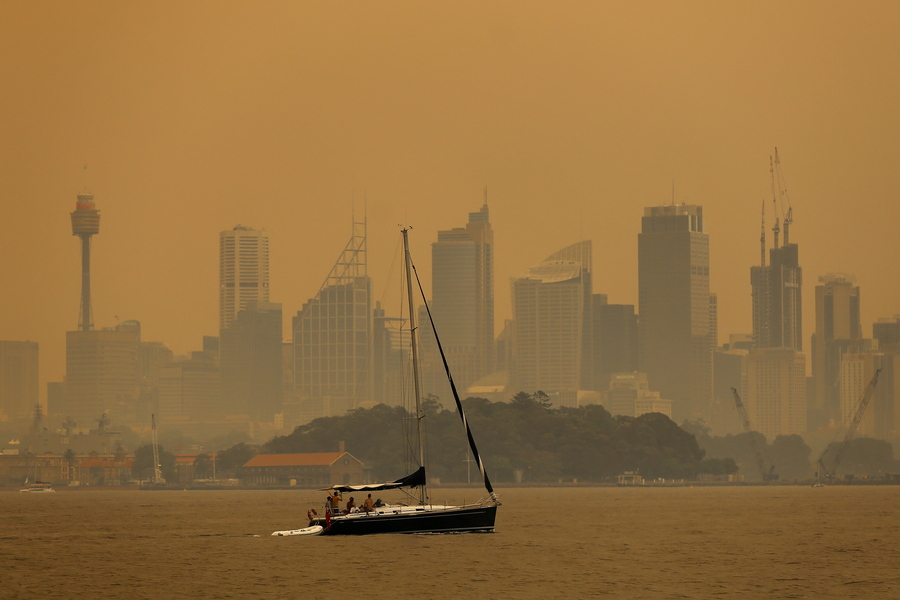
left=684, top=421, right=900, bottom=481
left=259, top=393, right=735, bottom=483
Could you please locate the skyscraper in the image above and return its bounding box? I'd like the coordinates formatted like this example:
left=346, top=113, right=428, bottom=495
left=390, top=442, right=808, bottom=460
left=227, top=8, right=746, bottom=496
left=158, top=351, right=220, bottom=425
left=750, top=205, right=802, bottom=351
left=511, top=241, right=592, bottom=406
left=219, top=226, right=269, bottom=331
left=425, top=201, right=494, bottom=397
left=592, top=298, right=639, bottom=392
left=0, top=341, right=39, bottom=422
left=638, top=204, right=711, bottom=421
left=747, top=186, right=805, bottom=437
left=66, top=190, right=141, bottom=425
left=746, top=348, right=807, bottom=439
left=372, top=301, right=410, bottom=406
left=812, top=273, right=863, bottom=427
left=66, top=321, right=141, bottom=425
left=873, top=316, right=900, bottom=351
left=220, top=301, right=283, bottom=422
left=293, top=217, right=371, bottom=420
left=871, top=317, right=900, bottom=441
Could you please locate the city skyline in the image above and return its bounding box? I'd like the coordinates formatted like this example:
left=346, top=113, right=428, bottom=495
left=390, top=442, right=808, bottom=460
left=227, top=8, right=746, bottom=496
left=4, top=185, right=900, bottom=410
left=2, top=4, right=899, bottom=405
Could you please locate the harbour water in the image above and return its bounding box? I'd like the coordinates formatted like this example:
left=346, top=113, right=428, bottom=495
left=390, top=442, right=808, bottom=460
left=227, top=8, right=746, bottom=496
left=2, top=485, right=898, bottom=599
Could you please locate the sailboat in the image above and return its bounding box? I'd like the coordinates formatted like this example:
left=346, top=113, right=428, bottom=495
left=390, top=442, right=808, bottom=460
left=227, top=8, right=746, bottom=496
left=273, top=227, right=500, bottom=536
left=19, top=481, right=56, bottom=493
left=19, top=477, right=55, bottom=493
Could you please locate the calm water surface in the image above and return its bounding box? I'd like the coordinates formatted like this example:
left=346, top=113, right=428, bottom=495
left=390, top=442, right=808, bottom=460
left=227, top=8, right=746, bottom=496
left=2, top=486, right=898, bottom=599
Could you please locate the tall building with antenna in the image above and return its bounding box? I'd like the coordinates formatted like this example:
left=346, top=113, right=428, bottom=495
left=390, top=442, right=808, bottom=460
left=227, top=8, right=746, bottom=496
left=751, top=151, right=802, bottom=351
left=292, top=216, right=371, bottom=421
left=423, top=200, right=495, bottom=399
left=66, top=188, right=141, bottom=426
left=70, top=191, right=100, bottom=331
left=746, top=150, right=806, bottom=436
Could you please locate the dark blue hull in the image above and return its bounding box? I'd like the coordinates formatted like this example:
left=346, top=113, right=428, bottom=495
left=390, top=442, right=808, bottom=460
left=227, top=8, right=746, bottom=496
left=311, top=504, right=497, bottom=536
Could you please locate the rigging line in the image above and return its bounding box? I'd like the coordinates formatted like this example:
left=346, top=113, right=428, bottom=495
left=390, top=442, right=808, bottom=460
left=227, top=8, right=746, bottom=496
left=349, top=242, right=402, bottom=406
left=408, top=254, right=498, bottom=502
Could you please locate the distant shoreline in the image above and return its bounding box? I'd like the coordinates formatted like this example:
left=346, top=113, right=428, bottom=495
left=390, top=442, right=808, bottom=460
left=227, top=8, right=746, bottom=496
left=4, top=479, right=900, bottom=492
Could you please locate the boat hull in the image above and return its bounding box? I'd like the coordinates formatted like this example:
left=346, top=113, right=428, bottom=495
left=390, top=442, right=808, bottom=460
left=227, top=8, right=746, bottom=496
left=20, top=485, right=55, bottom=493
left=310, top=504, right=497, bottom=536
left=272, top=525, right=324, bottom=537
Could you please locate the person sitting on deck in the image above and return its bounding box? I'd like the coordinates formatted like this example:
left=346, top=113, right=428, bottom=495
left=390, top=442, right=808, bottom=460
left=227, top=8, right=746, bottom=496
left=362, top=494, right=375, bottom=512
left=373, top=498, right=385, bottom=508
left=345, top=496, right=357, bottom=514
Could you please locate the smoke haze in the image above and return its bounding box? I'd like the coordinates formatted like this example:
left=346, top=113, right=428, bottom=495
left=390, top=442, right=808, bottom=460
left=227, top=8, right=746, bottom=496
left=1, top=2, right=899, bottom=402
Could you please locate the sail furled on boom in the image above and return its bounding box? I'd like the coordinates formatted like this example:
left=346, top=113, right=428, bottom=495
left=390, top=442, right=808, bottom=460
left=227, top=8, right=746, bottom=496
left=410, top=260, right=499, bottom=504
left=323, top=467, right=426, bottom=493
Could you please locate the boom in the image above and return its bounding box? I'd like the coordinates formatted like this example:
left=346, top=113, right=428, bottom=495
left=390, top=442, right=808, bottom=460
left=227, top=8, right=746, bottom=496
left=151, top=414, right=164, bottom=484
left=731, top=387, right=777, bottom=481
left=817, top=369, right=881, bottom=481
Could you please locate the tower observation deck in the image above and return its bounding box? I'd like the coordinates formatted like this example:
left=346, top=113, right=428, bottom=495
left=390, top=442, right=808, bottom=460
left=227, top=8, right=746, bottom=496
left=71, top=192, right=100, bottom=331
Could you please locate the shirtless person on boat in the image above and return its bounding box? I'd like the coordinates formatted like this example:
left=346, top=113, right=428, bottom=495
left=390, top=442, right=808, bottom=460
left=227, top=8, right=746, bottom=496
left=345, top=497, right=357, bottom=514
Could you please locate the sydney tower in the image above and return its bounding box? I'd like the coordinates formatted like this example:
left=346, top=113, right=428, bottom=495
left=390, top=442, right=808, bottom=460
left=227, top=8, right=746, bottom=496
left=70, top=192, right=100, bottom=331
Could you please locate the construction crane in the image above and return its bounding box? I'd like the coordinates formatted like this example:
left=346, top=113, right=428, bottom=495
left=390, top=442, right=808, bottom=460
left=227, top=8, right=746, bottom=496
left=816, top=369, right=882, bottom=483
left=151, top=414, right=164, bottom=484
left=731, top=387, right=778, bottom=481
left=771, top=147, right=794, bottom=246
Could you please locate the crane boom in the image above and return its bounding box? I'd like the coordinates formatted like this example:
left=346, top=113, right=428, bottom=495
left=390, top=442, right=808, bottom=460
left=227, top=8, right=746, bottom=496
left=818, top=369, right=881, bottom=481
left=731, top=387, right=777, bottom=481
left=151, top=414, right=164, bottom=484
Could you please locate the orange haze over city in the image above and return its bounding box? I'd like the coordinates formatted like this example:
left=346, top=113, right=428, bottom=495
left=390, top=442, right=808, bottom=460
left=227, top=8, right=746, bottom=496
left=1, top=2, right=899, bottom=404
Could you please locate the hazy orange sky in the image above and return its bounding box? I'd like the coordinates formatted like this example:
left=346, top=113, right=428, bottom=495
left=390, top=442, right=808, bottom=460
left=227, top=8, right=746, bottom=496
left=2, top=2, right=899, bottom=403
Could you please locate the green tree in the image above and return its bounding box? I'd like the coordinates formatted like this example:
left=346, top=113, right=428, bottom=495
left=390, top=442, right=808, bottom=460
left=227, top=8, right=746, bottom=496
left=825, top=438, right=898, bottom=478
left=132, top=444, right=176, bottom=482
left=697, top=457, right=739, bottom=476
left=89, top=465, right=104, bottom=486
left=770, top=434, right=812, bottom=480
left=256, top=400, right=724, bottom=484
left=193, top=453, right=213, bottom=479
left=215, top=442, right=259, bottom=476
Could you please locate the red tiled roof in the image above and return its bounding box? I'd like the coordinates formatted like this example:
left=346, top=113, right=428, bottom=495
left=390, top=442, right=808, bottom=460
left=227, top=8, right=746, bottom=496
left=174, top=453, right=218, bottom=465
left=243, top=452, right=355, bottom=468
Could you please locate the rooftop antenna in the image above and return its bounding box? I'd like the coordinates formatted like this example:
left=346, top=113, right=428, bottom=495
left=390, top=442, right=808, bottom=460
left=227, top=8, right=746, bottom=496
left=672, top=179, right=675, bottom=205
left=83, top=164, right=88, bottom=193
left=769, top=155, right=780, bottom=249
left=484, top=186, right=488, bottom=206
left=760, top=200, right=766, bottom=267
